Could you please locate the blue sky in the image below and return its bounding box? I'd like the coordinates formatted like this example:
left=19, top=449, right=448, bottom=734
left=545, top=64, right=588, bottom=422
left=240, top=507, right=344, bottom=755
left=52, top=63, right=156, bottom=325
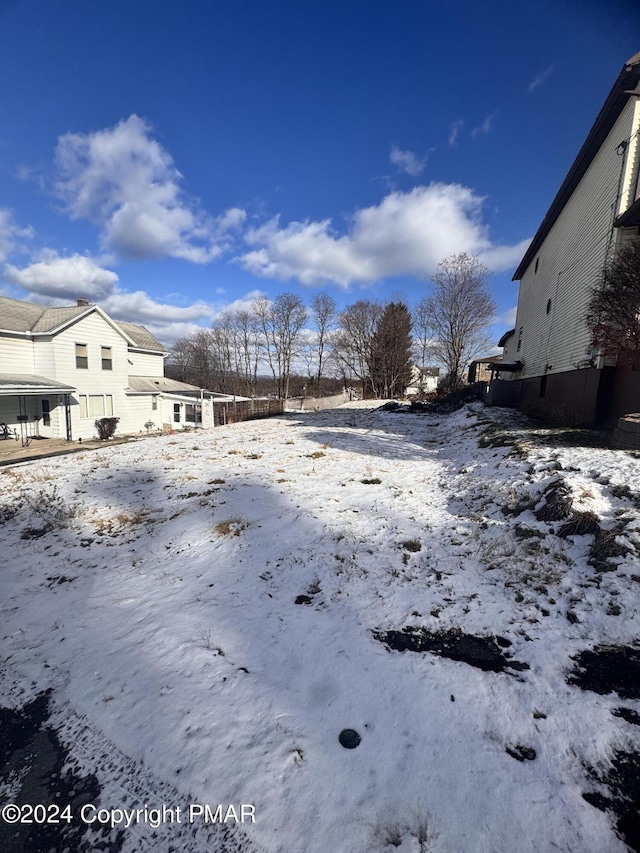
left=0, top=0, right=638, bottom=348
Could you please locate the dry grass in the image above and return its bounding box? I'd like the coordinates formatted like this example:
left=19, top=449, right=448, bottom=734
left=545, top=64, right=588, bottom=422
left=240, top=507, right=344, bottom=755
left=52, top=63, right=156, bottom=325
left=534, top=479, right=573, bottom=522
left=214, top=517, right=247, bottom=537
left=558, top=510, right=601, bottom=538
left=588, top=526, right=632, bottom=571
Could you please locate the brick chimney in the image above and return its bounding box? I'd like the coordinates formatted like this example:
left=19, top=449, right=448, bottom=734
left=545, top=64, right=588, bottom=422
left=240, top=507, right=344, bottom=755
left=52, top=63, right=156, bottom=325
left=77, top=297, right=89, bottom=306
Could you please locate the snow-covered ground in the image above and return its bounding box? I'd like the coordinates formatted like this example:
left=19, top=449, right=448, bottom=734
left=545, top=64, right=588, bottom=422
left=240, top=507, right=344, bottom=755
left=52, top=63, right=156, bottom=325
left=1, top=401, right=639, bottom=853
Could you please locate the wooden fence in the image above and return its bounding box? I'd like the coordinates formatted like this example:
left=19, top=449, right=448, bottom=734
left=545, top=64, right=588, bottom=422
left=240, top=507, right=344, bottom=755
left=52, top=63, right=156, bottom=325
left=212, top=398, right=284, bottom=426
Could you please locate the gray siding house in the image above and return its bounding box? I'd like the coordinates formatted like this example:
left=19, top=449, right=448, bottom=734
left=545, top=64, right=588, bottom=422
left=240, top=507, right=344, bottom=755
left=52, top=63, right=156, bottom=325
left=507, top=51, right=640, bottom=424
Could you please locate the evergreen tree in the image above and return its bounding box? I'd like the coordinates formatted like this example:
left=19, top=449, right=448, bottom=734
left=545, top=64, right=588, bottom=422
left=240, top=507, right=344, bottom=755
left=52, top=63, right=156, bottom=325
left=369, top=301, right=413, bottom=398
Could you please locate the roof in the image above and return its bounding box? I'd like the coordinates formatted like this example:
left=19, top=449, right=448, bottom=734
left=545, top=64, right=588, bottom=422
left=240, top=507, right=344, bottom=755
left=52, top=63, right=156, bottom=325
left=128, top=376, right=209, bottom=395
left=513, top=51, right=640, bottom=281
left=116, top=321, right=166, bottom=353
left=498, top=328, right=515, bottom=348
left=470, top=355, right=503, bottom=366
left=490, top=361, right=523, bottom=373
left=0, top=373, right=76, bottom=395
left=0, top=296, right=166, bottom=353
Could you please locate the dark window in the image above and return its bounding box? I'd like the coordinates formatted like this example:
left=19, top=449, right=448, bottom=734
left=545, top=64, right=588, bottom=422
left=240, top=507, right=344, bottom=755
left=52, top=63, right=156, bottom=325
left=75, top=343, right=88, bottom=369
left=173, top=403, right=181, bottom=423
left=516, top=326, right=523, bottom=352
left=539, top=375, right=547, bottom=397
left=41, top=398, right=51, bottom=427
left=101, top=346, right=112, bottom=370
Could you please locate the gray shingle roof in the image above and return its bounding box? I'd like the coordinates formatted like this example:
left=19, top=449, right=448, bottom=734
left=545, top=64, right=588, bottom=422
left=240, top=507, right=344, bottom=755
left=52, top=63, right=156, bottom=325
left=0, top=296, right=167, bottom=353
left=117, top=321, right=167, bottom=353
left=31, top=305, right=92, bottom=332
left=0, top=296, right=47, bottom=331
left=0, top=373, right=76, bottom=391
left=128, top=376, right=204, bottom=394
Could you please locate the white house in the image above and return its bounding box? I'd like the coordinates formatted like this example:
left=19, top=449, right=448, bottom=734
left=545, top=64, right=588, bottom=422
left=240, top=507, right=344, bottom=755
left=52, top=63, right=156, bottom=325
left=505, top=50, right=640, bottom=424
left=0, top=295, right=219, bottom=442
left=405, top=366, right=440, bottom=397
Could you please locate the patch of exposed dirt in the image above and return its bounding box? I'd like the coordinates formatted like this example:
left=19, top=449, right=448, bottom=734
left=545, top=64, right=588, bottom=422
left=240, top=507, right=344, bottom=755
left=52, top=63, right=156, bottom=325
left=567, top=645, right=640, bottom=700
left=372, top=627, right=529, bottom=673
left=583, top=749, right=640, bottom=852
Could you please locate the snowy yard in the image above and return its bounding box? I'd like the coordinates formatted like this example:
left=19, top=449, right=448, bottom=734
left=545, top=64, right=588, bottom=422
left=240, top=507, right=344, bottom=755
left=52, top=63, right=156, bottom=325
left=1, top=401, right=640, bottom=853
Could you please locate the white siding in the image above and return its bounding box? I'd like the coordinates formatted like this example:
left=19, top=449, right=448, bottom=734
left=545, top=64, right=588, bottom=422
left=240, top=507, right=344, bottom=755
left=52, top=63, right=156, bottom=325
left=127, top=351, right=165, bottom=376
left=118, top=395, right=156, bottom=435
left=0, top=335, right=35, bottom=373
left=515, top=99, right=636, bottom=379
left=49, top=313, right=131, bottom=439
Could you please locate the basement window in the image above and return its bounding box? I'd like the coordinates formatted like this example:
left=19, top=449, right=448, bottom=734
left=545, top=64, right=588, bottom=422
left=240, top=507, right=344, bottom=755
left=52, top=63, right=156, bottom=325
left=539, top=375, right=547, bottom=398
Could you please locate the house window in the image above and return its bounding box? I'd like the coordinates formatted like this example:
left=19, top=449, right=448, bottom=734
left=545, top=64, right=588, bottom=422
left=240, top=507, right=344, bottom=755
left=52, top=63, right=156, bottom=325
left=152, top=396, right=158, bottom=411
left=516, top=326, right=524, bottom=352
left=75, top=343, right=88, bottom=369
left=79, top=395, right=114, bottom=418
left=173, top=403, right=181, bottom=423
left=89, top=395, right=105, bottom=417
left=185, top=404, right=196, bottom=423
left=41, top=398, right=51, bottom=427
left=101, top=346, right=112, bottom=370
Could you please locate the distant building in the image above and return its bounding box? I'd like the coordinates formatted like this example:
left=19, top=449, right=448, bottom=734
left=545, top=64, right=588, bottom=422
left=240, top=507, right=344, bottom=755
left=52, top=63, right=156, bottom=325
left=467, top=356, right=503, bottom=385
left=405, top=365, right=440, bottom=396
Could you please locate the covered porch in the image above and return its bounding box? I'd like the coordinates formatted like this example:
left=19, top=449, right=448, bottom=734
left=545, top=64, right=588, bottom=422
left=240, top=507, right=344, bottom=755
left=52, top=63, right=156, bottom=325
left=0, top=374, right=76, bottom=446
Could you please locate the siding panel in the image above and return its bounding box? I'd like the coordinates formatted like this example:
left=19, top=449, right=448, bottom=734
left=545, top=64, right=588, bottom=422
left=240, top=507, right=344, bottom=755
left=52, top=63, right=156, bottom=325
left=515, top=99, right=635, bottom=380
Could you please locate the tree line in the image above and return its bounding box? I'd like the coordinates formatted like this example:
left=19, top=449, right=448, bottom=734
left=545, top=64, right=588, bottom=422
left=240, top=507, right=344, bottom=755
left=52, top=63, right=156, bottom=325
left=166, top=252, right=497, bottom=399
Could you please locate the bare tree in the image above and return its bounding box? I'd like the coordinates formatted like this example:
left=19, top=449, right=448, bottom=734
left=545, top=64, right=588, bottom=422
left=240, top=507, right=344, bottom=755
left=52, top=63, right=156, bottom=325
left=310, top=291, right=338, bottom=395
left=412, top=297, right=437, bottom=365
left=168, top=337, right=195, bottom=383
left=332, top=299, right=383, bottom=396
left=253, top=293, right=308, bottom=399
left=232, top=309, right=262, bottom=395
left=587, top=237, right=640, bottom=368
left=424, top=253, right=496, bottom=392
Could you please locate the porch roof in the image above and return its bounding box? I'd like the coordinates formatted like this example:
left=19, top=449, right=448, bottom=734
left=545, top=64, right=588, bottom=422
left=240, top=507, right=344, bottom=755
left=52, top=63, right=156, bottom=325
left=489, top=361, right=523, bottom=373
left=0, top=373, right=77, bottom=396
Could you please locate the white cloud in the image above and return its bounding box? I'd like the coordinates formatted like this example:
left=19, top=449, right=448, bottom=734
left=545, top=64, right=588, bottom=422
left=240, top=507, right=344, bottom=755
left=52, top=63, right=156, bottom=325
left=479, top=240, right=531, bottom=273
left=3, top=251, right=118, bottom=299
left=100, top=288, right=265, bottom=347
left=471, top=111, right=497, bottom=138
left=499, top=306, right=518, bottom=326
left=100, top=290, right=215, bottom=326
left=237, top=184, right=529, bottom=288
left=448, top=120, right=464, bottom=147
left=54, top=115, right=245, bottom=263
left=0, top=209, right=34, bottom=262
left=390, top=145, right=427, bottom=177
left=527, top=65, right=555, bottom=93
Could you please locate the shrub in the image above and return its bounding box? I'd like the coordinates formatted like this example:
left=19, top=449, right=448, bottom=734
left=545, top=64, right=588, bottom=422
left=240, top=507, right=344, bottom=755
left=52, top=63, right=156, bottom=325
left=95, top=417, right=119, bottom=440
